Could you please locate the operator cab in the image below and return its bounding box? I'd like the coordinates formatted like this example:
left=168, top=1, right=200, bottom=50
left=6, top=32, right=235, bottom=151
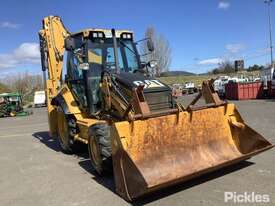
left=88, top=31, right=140, bottom=73
left=64, top=29, right=144, bottom=115
left=65, top=29, right=141, bottom=73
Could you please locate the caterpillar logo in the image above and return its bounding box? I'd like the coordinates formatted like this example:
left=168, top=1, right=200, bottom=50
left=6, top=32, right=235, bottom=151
left=133, top=80, right=165, bottom=88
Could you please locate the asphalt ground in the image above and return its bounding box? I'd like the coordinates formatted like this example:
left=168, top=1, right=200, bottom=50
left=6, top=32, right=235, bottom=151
left=0, top=99, right=274, bottom=206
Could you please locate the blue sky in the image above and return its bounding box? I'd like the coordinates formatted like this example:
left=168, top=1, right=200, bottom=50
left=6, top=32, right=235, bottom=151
left=0, top=0, right=274, bottom=75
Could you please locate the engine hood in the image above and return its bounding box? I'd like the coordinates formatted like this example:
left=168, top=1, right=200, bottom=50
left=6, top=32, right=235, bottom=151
left=114, top=72, right=171, bottom=93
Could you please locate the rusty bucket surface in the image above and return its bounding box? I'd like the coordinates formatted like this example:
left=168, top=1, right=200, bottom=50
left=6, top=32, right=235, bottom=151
left=111, top=103, right=273, bottom=201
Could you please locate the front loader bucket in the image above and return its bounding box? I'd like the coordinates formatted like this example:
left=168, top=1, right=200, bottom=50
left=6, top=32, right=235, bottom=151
left=111, top=103, right=273, bottom=201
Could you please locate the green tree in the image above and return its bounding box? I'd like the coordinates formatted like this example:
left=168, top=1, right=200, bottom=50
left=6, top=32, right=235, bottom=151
left=210, top=60, right=235, bottom=74
left=248, top=64, right=264, bottom=71
left=218, top=60, right=235, bottom=74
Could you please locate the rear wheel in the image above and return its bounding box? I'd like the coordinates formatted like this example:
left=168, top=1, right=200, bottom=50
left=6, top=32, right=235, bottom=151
left=56, top=106, right=75, bottom=153
left=88, top=123, right=112, bottom=175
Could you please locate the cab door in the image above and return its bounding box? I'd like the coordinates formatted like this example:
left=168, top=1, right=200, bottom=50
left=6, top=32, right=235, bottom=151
left=66, top=50, right=88, bottom=110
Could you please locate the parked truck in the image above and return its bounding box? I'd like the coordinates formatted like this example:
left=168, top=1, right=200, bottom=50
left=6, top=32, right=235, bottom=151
left=34, top=90, right=46, bottom=107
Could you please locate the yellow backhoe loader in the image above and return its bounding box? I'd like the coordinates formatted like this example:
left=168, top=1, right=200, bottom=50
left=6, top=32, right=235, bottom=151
left=39, top=16, right=273, bottom=201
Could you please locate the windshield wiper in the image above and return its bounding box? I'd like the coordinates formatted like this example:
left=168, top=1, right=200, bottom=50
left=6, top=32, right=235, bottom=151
left=118, top=40, right=136, bottom=55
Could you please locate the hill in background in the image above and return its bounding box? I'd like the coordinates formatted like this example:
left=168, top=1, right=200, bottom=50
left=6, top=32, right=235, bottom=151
left=159, top=70, right=261, bottom=86
left=160, top=70, right=195, bottom=77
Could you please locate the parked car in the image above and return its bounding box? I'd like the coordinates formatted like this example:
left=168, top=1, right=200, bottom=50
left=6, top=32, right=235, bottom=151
left=213, top=78, right=229, bottom=96
left=253, top=78, right=261, bottom=82
left=184, top=82, right=198, bottom=94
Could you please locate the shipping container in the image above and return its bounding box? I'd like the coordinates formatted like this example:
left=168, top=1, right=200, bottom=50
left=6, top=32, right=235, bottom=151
left=225, top=82, right=263, bottom=100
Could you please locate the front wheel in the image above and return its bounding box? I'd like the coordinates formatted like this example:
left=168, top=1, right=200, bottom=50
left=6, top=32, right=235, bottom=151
left=56, top=106, right=75, bottom=153
left=88, top=123, right=112, bottom=175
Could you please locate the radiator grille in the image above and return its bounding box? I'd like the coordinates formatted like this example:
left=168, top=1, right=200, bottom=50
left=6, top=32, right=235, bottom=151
left=144, top=90, right=173, bottom=111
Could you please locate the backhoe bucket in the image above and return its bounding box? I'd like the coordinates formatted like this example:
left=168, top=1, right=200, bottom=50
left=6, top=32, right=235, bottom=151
left=111, top=103, right=273, bottom=200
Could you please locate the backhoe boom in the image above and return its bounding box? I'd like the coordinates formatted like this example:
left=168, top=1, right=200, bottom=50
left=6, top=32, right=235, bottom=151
left=39, top=16, right=70, bottom=137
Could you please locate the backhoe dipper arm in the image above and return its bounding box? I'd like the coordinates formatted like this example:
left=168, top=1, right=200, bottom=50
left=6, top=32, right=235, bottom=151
left=39, top=16, right=70, bottom=137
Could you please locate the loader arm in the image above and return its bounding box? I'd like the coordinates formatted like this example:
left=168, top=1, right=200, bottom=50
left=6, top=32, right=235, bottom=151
left=39, top=16, right=70, bottom=137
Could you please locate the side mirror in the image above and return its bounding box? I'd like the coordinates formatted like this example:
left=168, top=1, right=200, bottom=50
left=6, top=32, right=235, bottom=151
left=147, top=38, right=154, bottom=52
left=147, top=60, right=157, bottom=68
left=65, top=37, right=76, bottom=50
left=79, top=63, right=89, bottom=70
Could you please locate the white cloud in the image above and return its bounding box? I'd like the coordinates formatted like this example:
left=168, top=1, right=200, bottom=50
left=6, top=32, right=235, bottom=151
left=14, top=43, right=41, bottom=63
left=0, top=42, right=40, bottom=69
left=0, top=21, right=20, bottom=29
left=198, top=58, right=223, bottom=65
left=218, top=1, right=230, bottom=10
left=225, top=43, right=245, bottom=53
left=0, top=54, right=18, bottom=68
left=197, top=43, right=246, bottom=67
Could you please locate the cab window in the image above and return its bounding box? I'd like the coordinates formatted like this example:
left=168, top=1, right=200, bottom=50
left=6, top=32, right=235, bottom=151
left=123, top=41, right=139, bottom=72
left=71, top=53, right=83, bottom=80
left=106, top=47, right=124, bottom=70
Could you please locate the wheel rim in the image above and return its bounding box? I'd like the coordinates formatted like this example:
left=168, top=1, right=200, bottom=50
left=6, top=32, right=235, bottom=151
left=89, top=136, right=102, bottom=173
